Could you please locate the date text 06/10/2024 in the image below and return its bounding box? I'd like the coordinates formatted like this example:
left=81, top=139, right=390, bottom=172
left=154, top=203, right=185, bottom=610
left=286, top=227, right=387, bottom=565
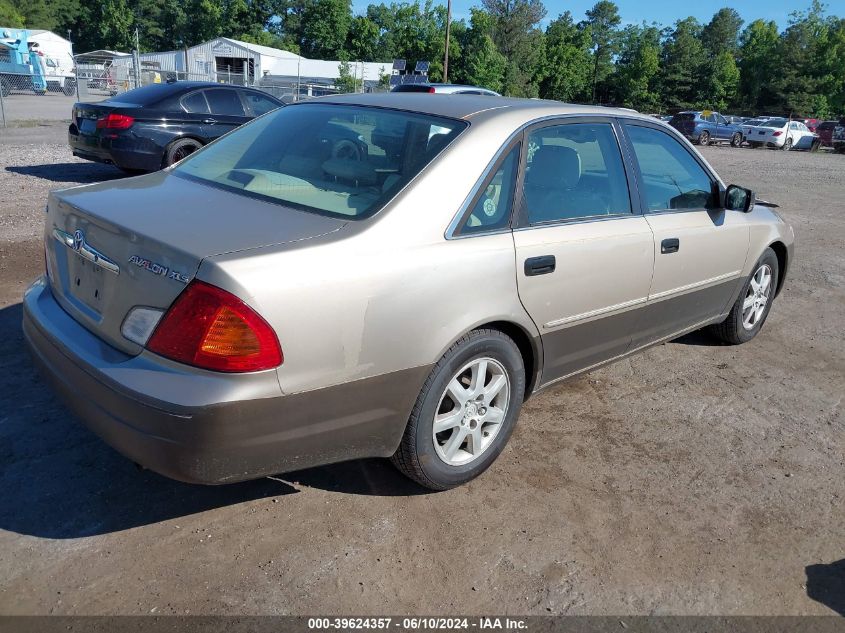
left=307, top=618, right=528, bottom=630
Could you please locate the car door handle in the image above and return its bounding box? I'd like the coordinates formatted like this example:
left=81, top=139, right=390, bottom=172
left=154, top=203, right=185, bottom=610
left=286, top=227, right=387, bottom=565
left=202, top=118, right=217, bottom=124
left=524, top=255, right=556, bottom=276
left=661, top=238, right=680, bottom=254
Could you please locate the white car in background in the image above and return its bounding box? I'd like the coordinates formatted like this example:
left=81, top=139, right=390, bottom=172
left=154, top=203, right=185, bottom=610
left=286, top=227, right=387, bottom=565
left=747, top=118, right=817, bottom=150
left=740, top=117, right=770, bottom=143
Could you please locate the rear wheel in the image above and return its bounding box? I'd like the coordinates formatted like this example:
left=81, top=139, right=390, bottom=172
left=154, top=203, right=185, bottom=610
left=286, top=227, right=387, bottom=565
left=710, top=248, right=779, bottom=345
left=697, top=131, right=711, bottom=146
left=391, top=329, right=525, bottom=490
left=164, top=138, right=203, bottom=167
left=730, top=132, right=742, bottom=147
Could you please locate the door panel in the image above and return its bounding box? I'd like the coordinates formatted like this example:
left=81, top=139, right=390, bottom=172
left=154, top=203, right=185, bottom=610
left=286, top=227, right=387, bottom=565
left=513, top=119, right=654, bottom=385
left=623, top=122, right=750, bottom=346
left=514, top=217, right=654, bottom=383
left=637, top=209, right=749, bottom=344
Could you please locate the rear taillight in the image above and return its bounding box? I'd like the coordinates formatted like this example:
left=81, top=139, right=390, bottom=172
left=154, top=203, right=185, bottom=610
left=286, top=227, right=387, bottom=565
left=96, top=113, right=134, bottom=129
left=146, top=280, right=282, bottom=373
left=428, top=87, right=436, bottom=93
left=773, top=131, right=782, bottom=137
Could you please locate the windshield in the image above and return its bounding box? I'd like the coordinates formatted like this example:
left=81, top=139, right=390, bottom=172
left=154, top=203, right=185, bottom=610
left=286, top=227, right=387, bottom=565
left=761, top=118, right=788, bottom=128
left=174, top=103, right=466, bottom=219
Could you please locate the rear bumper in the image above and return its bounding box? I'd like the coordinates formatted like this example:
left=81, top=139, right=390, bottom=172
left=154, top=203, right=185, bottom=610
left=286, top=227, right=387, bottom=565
left=68, top=125, right=162, bottom=172
left=23, top=277, right=427, bottom=484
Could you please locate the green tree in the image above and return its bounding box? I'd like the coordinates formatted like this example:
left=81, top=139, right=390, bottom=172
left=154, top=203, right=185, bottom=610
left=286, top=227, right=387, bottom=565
left=99, top=0, right=134, bottom=50
left=659, top=17, right=707, bottom=110
left=771, top=1, right=829, bottom=116
left=346, top=14, right=380, bottom=60
left=705, top=50, right=740, bottom=110
left=613, top=23, right=662, bottom=110
left=299, top=0, right=352, bottom=59
left=537, top=11, right=591, bottom=102
left=583, top=0, right=621, bottom=103
left=481, top=0, right=546, bottom=96
left=335, top=55, right=359, bottom=91
left=701, top=7, right=743, bottom=56
left=737, top=19, right=779, bottom=112
left=0, top=0, right=25, bottom=27
left=454, top=7, right=506, bottom=92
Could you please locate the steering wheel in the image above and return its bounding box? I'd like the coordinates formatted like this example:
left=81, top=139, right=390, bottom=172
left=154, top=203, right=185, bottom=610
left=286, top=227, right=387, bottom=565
left=332, top=139, right=361, bottom=161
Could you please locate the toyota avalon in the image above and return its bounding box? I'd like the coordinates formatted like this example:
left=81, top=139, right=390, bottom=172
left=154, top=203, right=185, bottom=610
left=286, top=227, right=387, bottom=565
left=25, top=94, right=794, bottom=490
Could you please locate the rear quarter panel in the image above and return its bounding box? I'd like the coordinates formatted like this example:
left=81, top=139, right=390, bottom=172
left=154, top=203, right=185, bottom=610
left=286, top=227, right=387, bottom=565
left=199, top=119, right=541, bottom=395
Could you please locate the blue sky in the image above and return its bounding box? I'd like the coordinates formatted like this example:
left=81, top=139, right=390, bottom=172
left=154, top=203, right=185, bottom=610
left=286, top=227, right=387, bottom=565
left=351, top=0, right=837, bottom=30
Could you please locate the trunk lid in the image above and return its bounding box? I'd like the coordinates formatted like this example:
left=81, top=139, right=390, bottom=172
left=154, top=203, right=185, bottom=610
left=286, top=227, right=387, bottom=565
left=45, top=171, right=347, bottom=354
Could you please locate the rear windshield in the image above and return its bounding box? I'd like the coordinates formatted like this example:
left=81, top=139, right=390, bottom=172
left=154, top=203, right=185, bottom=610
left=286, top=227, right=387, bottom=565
left=671, top=113, right=696, bottom=122
left=103, top=82, right=181, bottom=106
left=817, top=121, right=837, bottom=130
left=174, top=103, right=466, bottom=219
left=760, top=118, right=788, bottom=128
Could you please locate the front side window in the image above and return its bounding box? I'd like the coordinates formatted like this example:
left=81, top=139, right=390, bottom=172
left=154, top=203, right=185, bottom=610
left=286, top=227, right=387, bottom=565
left=626, top=125, right=714, bottom=212
left=459, top=145, right=519, bottom=234
left=523, top=122, right=631, bottom=224
left=204, top=88, right=246, bottom=116
left=174, top=104, right=466, bottom=219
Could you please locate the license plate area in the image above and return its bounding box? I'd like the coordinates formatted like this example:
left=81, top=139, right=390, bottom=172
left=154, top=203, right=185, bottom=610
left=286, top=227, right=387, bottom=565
left=80, top=118, right=97, bottom=134
left=68, top=255, right=105, bottom=315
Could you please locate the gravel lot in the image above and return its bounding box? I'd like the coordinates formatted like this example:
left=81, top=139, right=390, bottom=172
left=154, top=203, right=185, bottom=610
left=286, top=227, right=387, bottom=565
left=0, top=125, right=842, bottom=616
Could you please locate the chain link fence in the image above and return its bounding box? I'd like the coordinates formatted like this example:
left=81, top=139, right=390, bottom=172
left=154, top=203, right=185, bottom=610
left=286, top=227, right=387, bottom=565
left=0, top=52, right=385, bottom=126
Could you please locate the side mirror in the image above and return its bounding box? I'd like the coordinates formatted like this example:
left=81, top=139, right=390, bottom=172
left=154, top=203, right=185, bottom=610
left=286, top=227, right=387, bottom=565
left=725, top=184, right=755, bottom=213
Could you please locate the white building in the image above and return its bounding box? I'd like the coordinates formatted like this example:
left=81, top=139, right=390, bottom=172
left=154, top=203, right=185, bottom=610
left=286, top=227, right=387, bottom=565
left=131, top=37, right=389, bottom=87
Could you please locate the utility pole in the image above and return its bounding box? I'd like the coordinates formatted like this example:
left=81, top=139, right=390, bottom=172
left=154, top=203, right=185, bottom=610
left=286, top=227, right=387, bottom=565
left=133, top=27, right=141, bottom=89
left=443, top=0, right=451, bottom=83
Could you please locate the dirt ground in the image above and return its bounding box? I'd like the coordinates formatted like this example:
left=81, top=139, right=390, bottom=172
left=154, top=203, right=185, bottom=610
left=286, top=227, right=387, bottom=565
left=0, top=124, right=842, bottom=616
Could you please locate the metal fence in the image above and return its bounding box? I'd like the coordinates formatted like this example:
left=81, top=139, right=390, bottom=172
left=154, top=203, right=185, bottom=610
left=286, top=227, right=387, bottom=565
left=0, top=52, right=386, bottom=126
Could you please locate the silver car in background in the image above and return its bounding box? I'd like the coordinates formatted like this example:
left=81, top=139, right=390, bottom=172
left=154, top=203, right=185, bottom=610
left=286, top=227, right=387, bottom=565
left=24, top=94, right=794, bottom=490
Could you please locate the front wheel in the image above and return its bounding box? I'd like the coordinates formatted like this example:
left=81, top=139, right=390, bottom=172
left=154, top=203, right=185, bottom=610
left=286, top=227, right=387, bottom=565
left=391, top=329, right=526, bottom=490
left=710, top=248, right=779, bottom=345
left=730, top=132, right=742, bottom=147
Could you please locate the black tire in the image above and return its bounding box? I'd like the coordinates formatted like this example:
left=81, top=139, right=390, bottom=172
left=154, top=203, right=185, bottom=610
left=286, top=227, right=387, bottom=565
left=164, top=137, right=202, bottom=167
left=391, top=329, right=526, bottom=490
left=697, top=131, right=711, bottom=146
left=783, top=137, right=793, bottom=151
left=730, top=132, right=742, bottom=147
left=710, top=248, right=779, bottom=345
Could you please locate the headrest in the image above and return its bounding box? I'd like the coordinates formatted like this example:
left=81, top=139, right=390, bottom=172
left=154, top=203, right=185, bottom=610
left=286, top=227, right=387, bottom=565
left=526, top=145, right=581, bottom=189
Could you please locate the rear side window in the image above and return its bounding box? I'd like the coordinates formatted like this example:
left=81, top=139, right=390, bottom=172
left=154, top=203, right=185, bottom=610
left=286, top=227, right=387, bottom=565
left=459, top=145, right=519, bottom=235
left=182, top=91, right=209, bottom=114
left=205, top=89, right=246, bottom=116
left=522, top=123, right=631, bottom=224
left=625, top=125, right=714, bottom=212
left=243, top=92, right=280, bottom=116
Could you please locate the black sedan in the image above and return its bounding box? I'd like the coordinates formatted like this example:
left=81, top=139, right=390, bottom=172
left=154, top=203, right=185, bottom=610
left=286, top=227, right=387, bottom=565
left=68, top=82, right=284, bottom=173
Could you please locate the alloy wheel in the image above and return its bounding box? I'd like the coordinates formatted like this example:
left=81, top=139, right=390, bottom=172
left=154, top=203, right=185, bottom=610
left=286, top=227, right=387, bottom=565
left=432, top=357, right=510, bottom=466
left=742, top=264, right=773, bottom=330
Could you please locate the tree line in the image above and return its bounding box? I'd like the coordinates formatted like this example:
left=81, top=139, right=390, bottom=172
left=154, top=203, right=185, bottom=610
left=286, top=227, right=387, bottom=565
left=2, top=0, right=843, bottom=116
